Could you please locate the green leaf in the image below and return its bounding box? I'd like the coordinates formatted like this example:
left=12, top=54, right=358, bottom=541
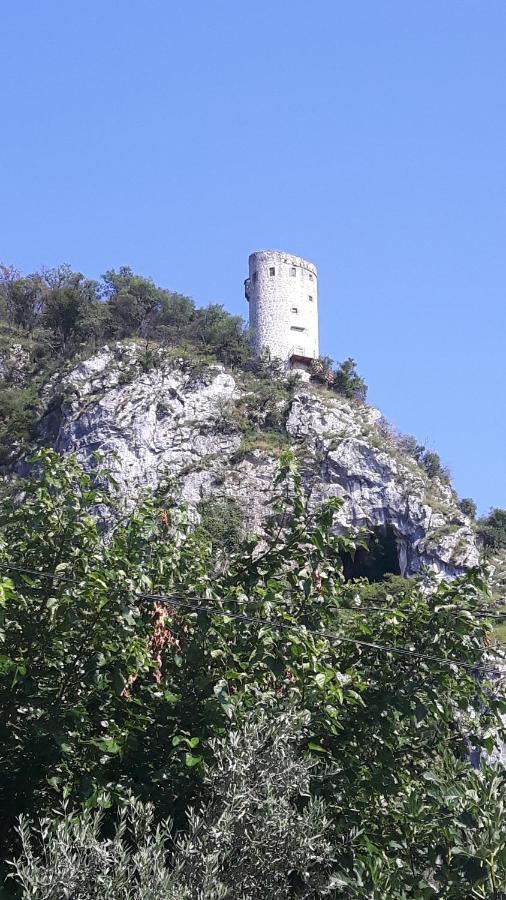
left=308, top=742, right=326, bottom=753
left=95, top=738, right=121, bottom=754
left=185, top=753, right=203, bottom=768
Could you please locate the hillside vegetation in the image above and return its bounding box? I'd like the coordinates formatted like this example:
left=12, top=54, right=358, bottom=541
left=0, top=261, right=466, bottom=491
left=0, top=263, right=367, bottom=467
left=0, top=450, right=505, bottom=898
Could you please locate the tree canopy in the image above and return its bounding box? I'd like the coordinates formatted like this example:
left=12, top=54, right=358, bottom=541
left=0, top=450, right=505, bottom=897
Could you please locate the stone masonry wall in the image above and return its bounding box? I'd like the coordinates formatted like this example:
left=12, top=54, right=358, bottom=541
left=245, top=250, right=319, bottom=365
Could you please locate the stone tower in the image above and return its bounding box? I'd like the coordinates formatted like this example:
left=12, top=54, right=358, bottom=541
left=244, top=250, right=319, bottom=372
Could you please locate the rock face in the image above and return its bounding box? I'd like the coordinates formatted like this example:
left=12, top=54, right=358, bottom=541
left=0, top=342, right=30, bottom=386
left=38, top=342, right=479, bottom=577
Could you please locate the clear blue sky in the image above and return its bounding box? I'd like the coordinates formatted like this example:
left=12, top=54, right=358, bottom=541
left=1, top=1, right=505, bottom=513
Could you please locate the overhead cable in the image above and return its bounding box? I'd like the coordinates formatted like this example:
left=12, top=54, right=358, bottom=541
left=0, top=562, right=502, bottom=674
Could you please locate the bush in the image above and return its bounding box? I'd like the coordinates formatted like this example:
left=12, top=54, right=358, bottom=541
left=310, top=356, right=368, bottom=402
left=173, top=711, right=334, bottom=899
left=459, top=497, right=477, bottom=519
left=477, top=507, right=506, bottom=550
left=395, top=435, right=451, bottom=482
left=11, top=714, right=334, bottom=900
left=10, top=799, right=180, bottom=900
left=197, top=495, right=243, bottom=552
left=397, top=433, right=426, bottom=462
left=342, top=573, right=416, bottom=605
left=233, top=428, right=290, bottom=459
left=332, top=357, right=367, bottom=402
left=0, top=386, right=38, bottom=466
left=419, top=449, right=446, bottom=479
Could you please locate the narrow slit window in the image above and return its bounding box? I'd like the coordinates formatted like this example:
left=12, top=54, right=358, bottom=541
left=253, top=271, right=258, bottom=284
left=309, top=273, right=313, bottom=281
left=291, top=325, right=305, bottom=332
left=291, top=306, right=298, bottom=313
left=308, top=295, right=313, bottom=302
left=269, top=266, right=275, bottom=276
left=290, top=266, right=297, bottom=277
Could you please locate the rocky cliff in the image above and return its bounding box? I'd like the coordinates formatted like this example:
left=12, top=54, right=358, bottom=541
left=30, top=342, right=480, bottom=578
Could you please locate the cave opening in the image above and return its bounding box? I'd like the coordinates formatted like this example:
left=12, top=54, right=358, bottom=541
left=340, top=524, right=401, bottom=582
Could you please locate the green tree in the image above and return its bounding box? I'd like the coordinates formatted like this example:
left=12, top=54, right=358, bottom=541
left=102, top=267, right=170, bottom=339
left=420, top=449, right=449, bottom=480
left=193, top=304, right=250, bottom=366
left=0, top=270, right=42, bottom=332
left=40, top=266, right=104, bottom=349
left=332, top=357, right=368, bottom=402
left=0, top=451, right=504, bottom=895
left=156, top=291, right=196, bottom=346
left=459, top=497, right=477, bottom=519
left=477, top=507, right=506, bottom=550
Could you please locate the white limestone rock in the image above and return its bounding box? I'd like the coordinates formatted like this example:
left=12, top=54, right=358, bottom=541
left=0, top=342, right=31, bottom=387
left=35, top=342, right=480, bottom=578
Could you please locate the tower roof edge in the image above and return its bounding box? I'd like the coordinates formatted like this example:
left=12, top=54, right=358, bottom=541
left=248, top=249, right=317, bottom=271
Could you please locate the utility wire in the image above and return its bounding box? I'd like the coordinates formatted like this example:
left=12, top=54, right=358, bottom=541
left=0, top=562, right=502, bottom=674
left=144, top=593, right=502, bottom=674
left=0, top=562, right=504, bottom=618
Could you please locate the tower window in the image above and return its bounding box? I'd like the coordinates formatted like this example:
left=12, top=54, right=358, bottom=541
left=253, top=271, right=258, bottom=284
left=290, top=267, right=296, bottom=277
left=309, top=273, right=313, bottom=281
left=291, top=325, right=305, bottom=332
left=291, top=306, right=298, bottom=313
left=269, top=267, right=275, bottom=276
left=308, top=295, right=313, bottom=302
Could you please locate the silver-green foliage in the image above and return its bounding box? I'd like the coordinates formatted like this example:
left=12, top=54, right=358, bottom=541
left=11, top=798, right=183, bottom=900
left=11, top=713, right=334, bottom=900
left=174, top=710, right=334, bottom=899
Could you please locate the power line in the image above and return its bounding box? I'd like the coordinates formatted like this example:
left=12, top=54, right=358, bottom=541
left=144, top=593, right=502, bottom=675
left=0, top=561, right=504, bottom=619
left=0, top=562, right=502, bottom=674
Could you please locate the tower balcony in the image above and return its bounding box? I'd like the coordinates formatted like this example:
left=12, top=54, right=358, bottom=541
left=288, top=346, right=317, bottom=365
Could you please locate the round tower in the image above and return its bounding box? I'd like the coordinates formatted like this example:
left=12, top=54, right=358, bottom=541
left=244, top=250, right=319, bottom=372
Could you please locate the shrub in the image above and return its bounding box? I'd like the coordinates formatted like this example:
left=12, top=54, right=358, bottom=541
left=310, top=356, right=368, bottom=402
left=459, top=497, right=477, bottom=519
left=197, top=495, right=243, bottom=552
left=0, top=385, right=38, bottom=466
left=173, top=711, right=334, bottom=899
left=397, top=433, right=426, bottom=462
left=395, top=435, right=452, bottom=482
left=477, top=507, right=506, bottom=550
left=10, top=798, right=180, bottom=900
left=332, top=357, right=367, bottom=402
left=419, top=450, right=443, bottom=479
left=342, top=573, right=416, bottom=605
left=11, top=714, right=334, bottom=900
left=235, top=380, right=292, bottom=434
left=232, top=428, right=290, bottom=459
